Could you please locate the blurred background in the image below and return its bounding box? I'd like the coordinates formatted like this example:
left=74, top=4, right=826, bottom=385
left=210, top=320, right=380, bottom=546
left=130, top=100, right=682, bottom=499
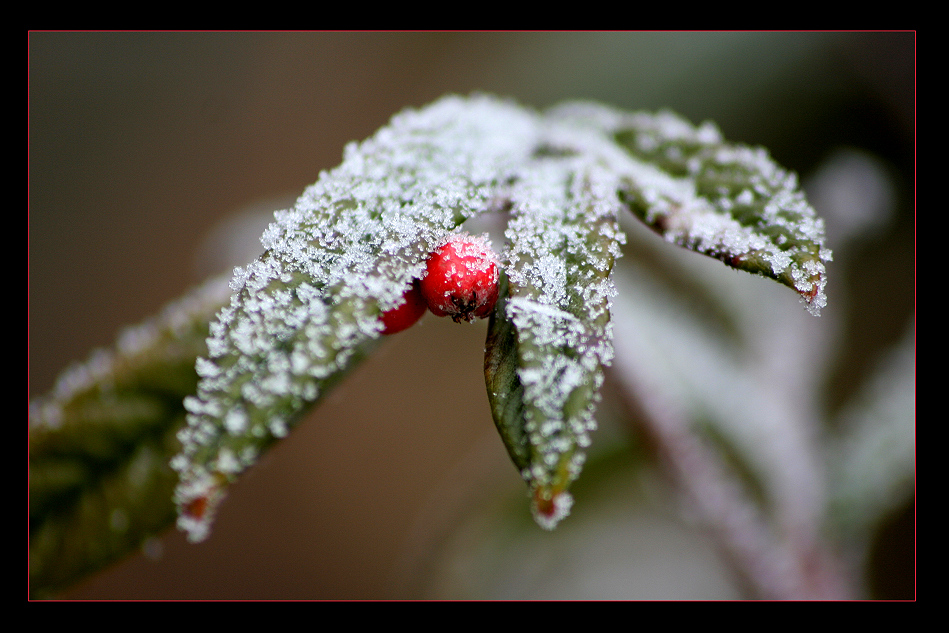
left=29, top=32, right=915, bottom=599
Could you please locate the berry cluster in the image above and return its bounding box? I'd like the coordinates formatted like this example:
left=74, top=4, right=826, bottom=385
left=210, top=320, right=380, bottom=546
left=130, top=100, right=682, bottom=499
left=380, top=233, right=500, bottom=335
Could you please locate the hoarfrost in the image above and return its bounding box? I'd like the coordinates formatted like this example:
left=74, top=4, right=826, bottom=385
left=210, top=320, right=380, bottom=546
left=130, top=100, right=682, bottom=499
left=173, top=95, right=546, bottom=541
left=172, top=95, right=831, bottom=540
left=29, top=275, right=231, bottom=434
left=563, top=103, right=833, bottom=317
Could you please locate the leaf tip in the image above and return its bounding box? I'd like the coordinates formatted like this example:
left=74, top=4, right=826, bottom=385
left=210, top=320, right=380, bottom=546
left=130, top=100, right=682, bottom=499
left=174, top=471, right=229, bottom=543
left=531, top=485, right=573, bottom=530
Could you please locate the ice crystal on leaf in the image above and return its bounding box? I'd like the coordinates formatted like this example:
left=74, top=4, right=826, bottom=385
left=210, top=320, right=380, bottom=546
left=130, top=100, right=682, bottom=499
left=583, top=105, right=833, bottom=316
left=172, top=95, right=831, bottom=541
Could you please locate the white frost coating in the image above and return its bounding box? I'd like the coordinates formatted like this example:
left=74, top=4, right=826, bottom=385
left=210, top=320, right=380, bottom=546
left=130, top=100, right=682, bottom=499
left=29, top=275, right=232, bottom=432
left=172, top=95, right=549, bottom=541
left=214, top=448, right=241, bottom=474
left=498, top=118, right=628, bottom=528
left=532, top=490, right=574, bottom=530
left=550, top=102, right=831, bottom=317
left=223, top=407, right=248, bottom=434
left=171, top=95, right=831, bottom=540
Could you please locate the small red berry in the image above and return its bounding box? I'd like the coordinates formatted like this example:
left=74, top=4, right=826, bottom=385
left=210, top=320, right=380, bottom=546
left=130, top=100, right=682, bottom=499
left=380, top=279, right=427, bottom=335
left=420, top=233, right=500, bottom=323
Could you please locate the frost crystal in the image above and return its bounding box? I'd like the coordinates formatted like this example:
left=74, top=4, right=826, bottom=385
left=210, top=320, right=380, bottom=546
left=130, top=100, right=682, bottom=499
left=173, top=95, right=830, bottom=540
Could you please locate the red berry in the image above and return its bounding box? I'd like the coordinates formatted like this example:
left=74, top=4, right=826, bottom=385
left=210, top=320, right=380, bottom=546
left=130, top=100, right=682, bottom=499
left=380, top=279, right=427, bottom=335
left=420, top=233, right=500, bottom=323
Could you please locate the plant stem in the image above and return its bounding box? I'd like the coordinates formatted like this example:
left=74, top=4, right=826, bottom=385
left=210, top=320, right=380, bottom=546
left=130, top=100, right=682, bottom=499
left=613, top=362, right=852, bottom=599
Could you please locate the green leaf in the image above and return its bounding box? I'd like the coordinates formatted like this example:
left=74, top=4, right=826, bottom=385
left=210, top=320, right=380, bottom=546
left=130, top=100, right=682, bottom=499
left=31, top=95, right=836, bottom=594
left=553, top=106, right=832, bottom=316
left=29, top=276, right=231, bottom=598
left=176, top=96, right=829, bottom=540
left=171, top=95, right=547, bottom=542
left=484, top=272, right=531, bottom=474
left=486, top=162, right=624, bottom=529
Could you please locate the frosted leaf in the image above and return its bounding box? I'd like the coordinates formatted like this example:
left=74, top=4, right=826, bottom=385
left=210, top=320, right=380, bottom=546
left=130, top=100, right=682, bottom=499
left=172, top=95, right=831, bottom=541
left=550, top=104, right=831, bottom=316
left=485, top=135, right=624, bottom=529
left=29, top=275, right=231, bottom=597
left=172, top=95, right=545, bottom=541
